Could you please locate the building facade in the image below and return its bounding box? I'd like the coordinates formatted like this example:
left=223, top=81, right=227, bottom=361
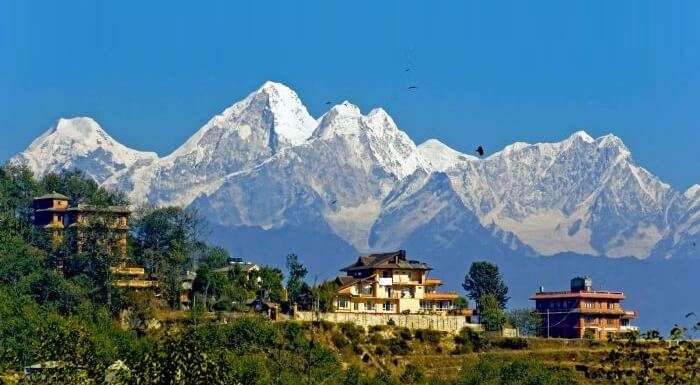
left=531, top=276, right=637, bottom=339
left=333, top=250, right=470, bottom=316
left=32, top=192, right=155, bottom=289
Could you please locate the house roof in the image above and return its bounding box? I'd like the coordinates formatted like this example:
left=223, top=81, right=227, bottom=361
left=530, top=290, right=625, bottom=300
left=334, top=275, right=378, bottom=289
left=340, top=250, right=431, bottom=272
left=34, top=192, right=69, bottom=201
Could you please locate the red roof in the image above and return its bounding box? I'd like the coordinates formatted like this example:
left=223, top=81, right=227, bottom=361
left=531, top=290, right=625, bottom=300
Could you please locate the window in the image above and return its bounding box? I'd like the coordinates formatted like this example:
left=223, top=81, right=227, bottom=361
left=366, top=301, right=374, bottom=311
left=353, top=302, right=359, bottom=311
left=382, top=271, right=391, bottom=278
left=383, top=301, right=393, bottom=311
left=338, top=299, right=349, bottom=309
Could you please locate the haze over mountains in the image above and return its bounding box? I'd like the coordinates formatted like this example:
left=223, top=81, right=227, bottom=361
left=10, top=81, right=699, bottom=329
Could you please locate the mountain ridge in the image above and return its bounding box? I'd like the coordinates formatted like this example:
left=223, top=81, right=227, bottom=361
left=10, top=81, right=698, bottom=262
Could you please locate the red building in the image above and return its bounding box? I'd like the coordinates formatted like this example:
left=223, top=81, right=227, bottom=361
left=530, top=276, right=637, bottom=339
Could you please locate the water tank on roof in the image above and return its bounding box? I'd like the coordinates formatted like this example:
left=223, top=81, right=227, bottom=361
left=571, top=276, right=593, bottom=292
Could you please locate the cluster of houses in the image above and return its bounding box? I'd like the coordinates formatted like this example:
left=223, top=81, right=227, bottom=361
left=31, top=193, right=637, bottom=340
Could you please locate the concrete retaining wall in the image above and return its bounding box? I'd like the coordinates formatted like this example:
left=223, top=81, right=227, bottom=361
left=294, top=311, right=482, bottom=334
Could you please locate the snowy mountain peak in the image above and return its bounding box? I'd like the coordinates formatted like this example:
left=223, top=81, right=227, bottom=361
left=313, top=102, right=364, bottom=138
left=568, top=130, right=595, bottom=143
left=12, top=117, right=157, bottom=183
left=685, top=184, right=700, bottom=204
left=52, top=117, right=105, bottom=138
left=418, top=139, right=474, bottom=171
left=166, top=81, right=316, bottom=162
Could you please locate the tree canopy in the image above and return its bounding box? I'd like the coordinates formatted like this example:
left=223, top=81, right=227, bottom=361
left=462, top=261, right=509, bottom=310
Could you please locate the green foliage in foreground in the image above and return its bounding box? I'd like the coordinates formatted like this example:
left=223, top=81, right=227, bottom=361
left=457, top=355, right=580, bottom=385
left=0, top=165, right=586, bottom=384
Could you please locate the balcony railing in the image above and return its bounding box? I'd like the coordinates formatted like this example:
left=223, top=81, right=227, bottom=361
left=115, top=279, right=158, bottom=288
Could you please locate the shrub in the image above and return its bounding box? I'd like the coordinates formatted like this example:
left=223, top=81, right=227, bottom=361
left=385, top=337, right=411, bottom=355
left=459, top=356, right=580, bottom=385
left=454, top=327, right=490, bottom=353
left=400, top=363, right=426, bottom=384
left=374, top=345, right=389, bottom=356
left=583, top=328, right=596, bottom=340
left=494, top=337, right=528, bottom=350
left=332, top=333, right=349, bottom=350
left=369, top=325, right=387, bottom=333
left=414, top=329, right=443, bottom=344
left=387, top=318, right=396, bottom=326
left=352, top=344, right=364, bottom=355
left=338, top=322, right=364, bottom=344
left=312, top=320, right=334, bottom=331
left=368, top=333, right=385, bottom=344
left=397, top=327, right=412, bottom=341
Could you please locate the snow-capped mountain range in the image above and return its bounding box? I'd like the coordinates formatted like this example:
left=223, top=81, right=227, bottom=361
left=11, top=81, right=699, bottom=261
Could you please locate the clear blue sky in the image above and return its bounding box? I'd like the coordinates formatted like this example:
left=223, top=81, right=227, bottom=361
left=1, top=1, right=698, bottom=191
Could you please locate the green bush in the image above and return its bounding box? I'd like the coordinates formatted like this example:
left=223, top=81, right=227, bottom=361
left=338, top=322, right=364, bottom=344
left=368, top=333, right=385, bottom=344
left=458, top=356, right=580, bottom=385
left=397, top=327, right=412, bottom=341
left=369, top=325, right=387, bottom=333
left=374, top=345, right=389, bottom=356
left=399, top=363, right=426, bottom=384
left=454, top=327, right=490, bottom=353
left=494, top=337, right=529, bottom=350
left=312, top=320, right=334, bottom=331
left=385, top=337, right=411, bottom=355
left=332, top=333, right=350, bottom=350
left=414, top=329, right=443, bottom=344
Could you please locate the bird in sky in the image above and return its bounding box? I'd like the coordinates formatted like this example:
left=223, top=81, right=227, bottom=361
left=407, top=86, right=418, bottom=91
left=685, top=312, right=696, bottom=318
left=330, top=200, right=337, bottom=205
left=475, top=145, right=485, bottom=157
left=404, top=68, right=411, bottom=72
left=325, top=101, right=332, bottom=106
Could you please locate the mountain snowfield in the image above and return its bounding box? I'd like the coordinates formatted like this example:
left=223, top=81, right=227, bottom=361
left=11, top=81, right=699, bottom=262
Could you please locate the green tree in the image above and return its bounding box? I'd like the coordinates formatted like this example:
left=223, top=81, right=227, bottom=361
left=254, top=266, right=285, bottom=302
left=507, top=308, right=542, bottom=337
left=314, top=280, right=339, bottom=312
left=132, top=207, right=205, bottom=309
left=285, top=254, right=308, bottom=306
left=462, top=261, right=509, bottom=310
left=479, top=294, right=508, bottom=332
left=192, top=246, right=231, bottom=310
left=454, top=296, right=469, bottom=310
left=40, top=169, right=127, bottom=207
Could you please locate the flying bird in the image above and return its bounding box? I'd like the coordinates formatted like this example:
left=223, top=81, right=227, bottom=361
left=475, top=145, right=485, bottom=157
left=407, top=86, right=418, bottom=91
left=325, top=101, right=332, bottom=106
left=404, top=68, right=411, bottom=72
left=685, top=312, right=696, bottom=318
left=330, top=200, right=337, bottom=205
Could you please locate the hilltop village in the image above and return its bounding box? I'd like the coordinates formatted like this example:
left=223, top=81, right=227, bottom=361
left=32, top=189, right=639, bottom=340
left=1, top=165, right=698, bottom=385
